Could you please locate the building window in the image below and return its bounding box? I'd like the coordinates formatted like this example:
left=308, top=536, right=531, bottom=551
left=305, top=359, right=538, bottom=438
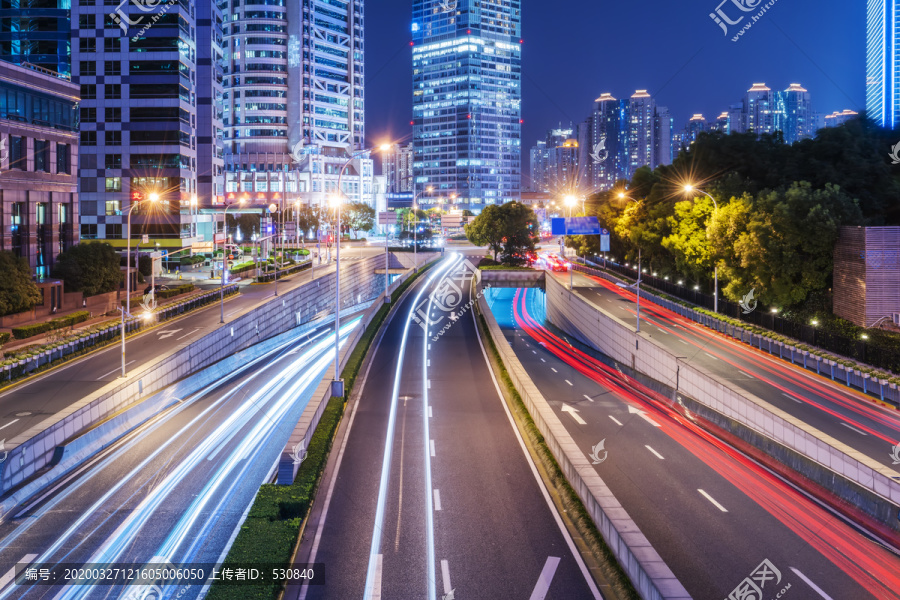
left=57, top=143, right=70, bottom=174
left=105, top=154, right=122, bottom=169
left=106, top=224, right=123, bottom=238
left=105, top=107, right=122, bottom=122
left=104, top=60, right=120, bottom=76
left=81, top=107, right=97, bottom=122
left=81, top=84, right=97, bottom=99
left=105, top=199, right=122, bottom=215
left=105, top=131, right=122, bottom=146
left=105, top=178, right=122, bottom=193
left=81, top=224, right=98, bottom=239
left=79, top=38, right=96, bottom=53
left=104, top=37, right=119, bottom=52
left=105, top=84, right=121, bottom=100
left=79, top=61, right=96, bottom=77
left=9, top=136, right=26, bottom=170
left=34, top=140, right=49, bottom=172
left=81, top=131, right=97, bottom=146
left=78, top=14, right=95, bottom=28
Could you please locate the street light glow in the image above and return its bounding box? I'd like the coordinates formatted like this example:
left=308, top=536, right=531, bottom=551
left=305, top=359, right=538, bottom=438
left=564, top=195, right=577, bottom=207
left=148, top=192, right=160, bottom=202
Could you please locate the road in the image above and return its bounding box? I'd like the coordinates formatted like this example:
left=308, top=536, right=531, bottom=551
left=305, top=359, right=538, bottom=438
left=0, top=318, right=359, bottom=600
left=558, top=268, right=900, bottom=471
left=0, top=247, right=381, bottom=444
left=292, top=253, right=600, bottom=600
left=489, top=286, right=900, bottom=600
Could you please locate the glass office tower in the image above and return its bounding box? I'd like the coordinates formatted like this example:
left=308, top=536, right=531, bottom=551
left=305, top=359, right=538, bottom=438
left=411, top=0, right=521, bottom=211
left=867, top=0, right=900, bottom=128
left=0, top=0, right=70, bottom=77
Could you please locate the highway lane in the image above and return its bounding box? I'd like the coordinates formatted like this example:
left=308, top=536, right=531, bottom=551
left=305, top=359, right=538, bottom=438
left=558, top=268, right=900, bottom=471
left=0, top=248, right=381, bottom=443
left=296, top=253, right=599, bottom=600
left=491, top=286, right=900, bottom=600
left=0, top=318, right=359, bottom=600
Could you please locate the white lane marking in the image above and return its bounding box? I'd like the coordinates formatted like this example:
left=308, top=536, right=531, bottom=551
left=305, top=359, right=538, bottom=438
left=737, top=370, right=754, bottom=379
left=429, top=405, right=433, bottom=418
left=0, top=554, right=37, bottom=590
left=679, top=339, right=688, bottom=345
left=428, top=380, right=431, bottom=389
left=525, top=343, right=530, bottom=347
left=551, top=367, right=558, bottom=373
left=840, top=422, right=869, bottom=436
left=433, top=489, right=442, bottom=511
left=645, top=445, right=665, bottom=460
left=782, top=392, right=803, bottom=403
left=703, top=352, right=718, bottom=361
left=789, top=567, right=834, bottom=600
left=176, top=328, right=201, bottom=341
left=565, top=380, right=573, bottom=386
left=427, top=359, right=430, bottom=367
left=0, top=419, right=20, bottom=432
left=540, top=358, right=546, bottom=363
left=528, top=556, right=561, bottom=600
left=471, top=298, right=602, bottom=600
left=371, top=554, right=383, bottom=600
left=428, top=344, right=431, bottom=350
left=583, top=395, right=593, bottom=402
left=609, top=416, right=623, bottom=426
left=441, top=560, right=452, bottom=596
left=532, top=350, right=537, bottom=354
left=96, top=361, right=135, bottom=380
left=430, top=439, right=435, bottom=457
left=698, top=489, right=728, bottom=512
left=627, top=405, right=661, bottom=427
left=561, top=405, right=586, bottom=425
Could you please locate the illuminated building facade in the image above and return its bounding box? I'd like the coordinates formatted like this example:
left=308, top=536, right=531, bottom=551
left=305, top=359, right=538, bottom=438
left=867, top=0, right=900, bottom=128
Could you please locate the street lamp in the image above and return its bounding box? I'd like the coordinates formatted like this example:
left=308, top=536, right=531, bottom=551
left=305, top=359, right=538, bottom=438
left=563, top=195, right=577, bottom=289
left=683, top=184, right=720, bottom=313
left=268, top=203, right=280, bottom=296
left=221, top=198, right=245, bottom=323
left=122, top=192, right=158, bottom=377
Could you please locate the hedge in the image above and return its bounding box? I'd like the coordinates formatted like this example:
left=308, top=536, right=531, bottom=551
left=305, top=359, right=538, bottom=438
left=11, top=310, right=92, bottom=340
left=158, top=284, right=195, bottom=299
left=0, top=332, right=10, bottom=346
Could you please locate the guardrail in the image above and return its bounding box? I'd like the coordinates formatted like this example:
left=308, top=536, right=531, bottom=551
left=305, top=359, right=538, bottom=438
left=573, top=264, right=900, bottom=409
left=0, top=284, right=239, bottom=382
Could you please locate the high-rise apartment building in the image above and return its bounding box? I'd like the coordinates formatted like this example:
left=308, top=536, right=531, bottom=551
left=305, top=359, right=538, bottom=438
left=74, top=0, right=224, bottom=240
left=745, top=83, right=778, bottom=135
left=222, top=0, right=377, bottom=211
left=412, top=0, right=522, bottom=210
left=653, top=105, right=672, bottom=167
left=382, top=142, right=414, bottom=194
left=624, top=90, right=654, bottom=179
left=0, top=61, right=79, bottom=277
left=777, top=83, right=813, bottom=144
left=866, top=0, right=900, bottom=127
left=579, top=93, right=622, bottom=193
left=824, top=109, right=860, bottom=127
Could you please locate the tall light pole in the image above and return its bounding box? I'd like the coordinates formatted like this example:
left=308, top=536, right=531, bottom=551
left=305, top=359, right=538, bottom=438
left=330, top=143, right=392, bottom=398
left=617, top=191, right=642, bottom=333
left=221, top=198, right=245, bottom=323
left=122, top=192, right=158, bottom=377
left=683, top=184, right=719, bottom=313
left=268, top=203, right=280, bottom=296
left=564, top=195, right=577, bottom=289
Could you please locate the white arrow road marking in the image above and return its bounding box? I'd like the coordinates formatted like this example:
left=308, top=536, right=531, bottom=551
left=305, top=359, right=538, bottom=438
left=789, top=567, right=834, bottom=600
left=529, top=556, right=561, bottom=600
left=627, top=405, right=661, bottom=427
left=0, top=554, right=37, bottom=591
left=698, top=489, right=728, bottom=512
left=561, top=405, right=586, bottom=425
left=157, top=329, right=183, bottom=340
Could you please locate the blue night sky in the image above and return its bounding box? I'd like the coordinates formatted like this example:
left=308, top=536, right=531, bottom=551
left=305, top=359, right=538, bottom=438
left=365, top=0, right=865, bottom=165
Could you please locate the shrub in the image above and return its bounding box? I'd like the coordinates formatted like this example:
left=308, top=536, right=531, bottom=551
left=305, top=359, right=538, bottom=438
left=157, top=283, right=194, bottom=299
left=0, top=332, right=10, bottom=346
left=11, top=322, right=53, bottom=340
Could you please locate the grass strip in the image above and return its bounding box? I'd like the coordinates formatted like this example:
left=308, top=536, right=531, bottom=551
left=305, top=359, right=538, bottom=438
left=474, top=309, right=640, bottom=600
left=206, top=261, right=437, bottom=600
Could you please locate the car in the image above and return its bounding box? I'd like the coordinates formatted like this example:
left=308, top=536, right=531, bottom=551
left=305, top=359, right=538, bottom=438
left=143, top=284, right=170, bottom=295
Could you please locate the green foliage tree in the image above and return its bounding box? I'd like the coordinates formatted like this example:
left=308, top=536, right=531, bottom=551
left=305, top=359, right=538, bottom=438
left=465, top=204, right=506, bottom=260
left=52, top=243, right=123, bottom=297
left=295, top=206, right=320, bottom=244
left=0, top=251, right=41, bottom=316
left=465, top=202, right=539, bottom=263
left=345, top=202, right=376, bottom=238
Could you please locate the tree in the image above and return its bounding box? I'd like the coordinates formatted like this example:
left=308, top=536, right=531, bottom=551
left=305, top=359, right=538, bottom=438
left=465, top=202, right=539, bottom=264
left=465, top=204, right=506, bottom=260
left=0, top=252, right=41, bottom=316
left=52, top=242, right=123, bottom=296
left=295, top=205, right=320, bottom=244
left=345, top=202, right=376, bottom=239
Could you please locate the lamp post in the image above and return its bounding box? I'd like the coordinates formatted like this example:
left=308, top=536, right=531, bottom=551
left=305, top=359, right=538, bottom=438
left=122, top=192, right=158, bottom=377
left=268, top=203, right=280, bottom=296
left=221, top=198, right=245, bottom=323
left=563, top=195, right=577, bottom=289
left=683, top=184, right=719, bottom=313
left=617, top=191, right=642, bottom=333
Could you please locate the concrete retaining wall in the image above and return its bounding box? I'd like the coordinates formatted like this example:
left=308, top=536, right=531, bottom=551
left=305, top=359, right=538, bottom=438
left=476, top=276, right=691, bottom=600
left=544, top=275, right=900, bottom=522
left=479, top=269, right=545, bottom=288
left=0, top=256, right=387, bottom=499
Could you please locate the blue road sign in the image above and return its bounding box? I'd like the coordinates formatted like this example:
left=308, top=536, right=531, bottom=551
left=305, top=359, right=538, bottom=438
left=551, top=216, right=602, bottom=236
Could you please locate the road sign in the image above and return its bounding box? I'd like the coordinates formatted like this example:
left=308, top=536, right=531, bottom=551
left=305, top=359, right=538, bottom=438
left=141, top=234, right=149, bottom=244
left=441, top=215, right=467, bottom=228
left=214, top=233, right=226, bottom=244
left=600, top=228, right=610, bottom=252
left=551, top=216, right=602, bottom=236
left=378, top=211, right=398, bottom=225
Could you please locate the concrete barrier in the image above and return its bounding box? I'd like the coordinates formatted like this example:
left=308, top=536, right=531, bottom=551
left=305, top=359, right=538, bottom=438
left=479, top=269, right=545, bottom=288
left=543, top=274, right=900, bottom=527
left=475, top=276, right=691, bottom=600
left=0, top=256, right=388, bottom=499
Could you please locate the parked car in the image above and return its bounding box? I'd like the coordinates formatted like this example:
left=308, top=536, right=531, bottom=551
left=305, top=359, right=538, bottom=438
left=143, top=284, right=170, bottom=295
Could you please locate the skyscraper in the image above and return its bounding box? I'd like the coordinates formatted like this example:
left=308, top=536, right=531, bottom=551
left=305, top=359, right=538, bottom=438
left=222, top=0, right=375, bottom=210
left=412, top=0, right=522, bottom=210
left=74, top=0, right=224, bottom=240
left=777, top=83, right=814, bottom=144
left=382, top=143, right=414, bottom=194
left=866, top=0, right=900, bottom=127
left=580, top=93, right=622, bottom=192
left=744, top=83, right=779, bottom=135
left=623, top=90, right=654, bottom=179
